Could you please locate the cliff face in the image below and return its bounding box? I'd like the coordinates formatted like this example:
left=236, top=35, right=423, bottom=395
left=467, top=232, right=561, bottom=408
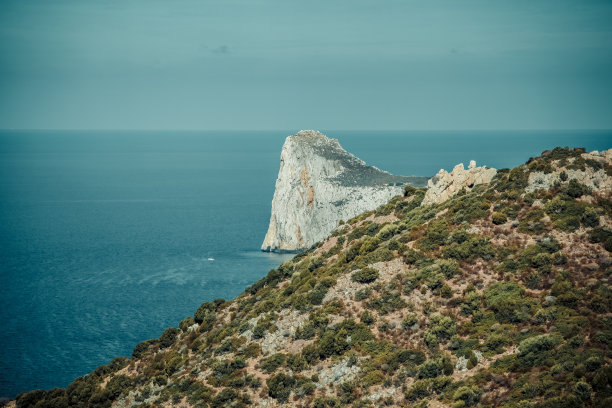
left=261, top=130, right=428, bottom=252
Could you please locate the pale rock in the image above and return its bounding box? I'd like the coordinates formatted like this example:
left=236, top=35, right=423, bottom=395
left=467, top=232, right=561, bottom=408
left=526, top=149, right=612, bottom=193
left=367, top=388, right=396, bottom=402
left=262, top=130, right=427, bottom=252
left=422, top=161, right=497, bottom=206
left=317, top=357, right=361, bottom=386
left=455, top=356, right=468, bottom=371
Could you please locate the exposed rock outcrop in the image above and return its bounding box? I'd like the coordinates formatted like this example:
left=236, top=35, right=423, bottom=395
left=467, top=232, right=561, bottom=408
left=422, top=160, right=497, bottom=205
left=526, top=149, right=612, bottom=193
left=261, top=130, right=428, bottom=252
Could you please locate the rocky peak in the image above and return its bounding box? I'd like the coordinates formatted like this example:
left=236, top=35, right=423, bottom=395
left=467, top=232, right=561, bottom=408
left=261, top=130, right=428, bottom=252
left=421, top=160, right=497, bottom=206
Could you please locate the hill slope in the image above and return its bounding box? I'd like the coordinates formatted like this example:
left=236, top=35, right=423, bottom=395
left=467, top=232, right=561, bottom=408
left=13, top=147, right=612, bottom=408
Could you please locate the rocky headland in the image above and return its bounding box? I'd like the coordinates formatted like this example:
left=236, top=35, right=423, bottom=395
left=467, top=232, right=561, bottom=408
left=261, top=130, right=428, bottom=252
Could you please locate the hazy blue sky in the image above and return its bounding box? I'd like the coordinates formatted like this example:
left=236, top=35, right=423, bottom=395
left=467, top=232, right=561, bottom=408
left=1, top=0, right=611, bottom=130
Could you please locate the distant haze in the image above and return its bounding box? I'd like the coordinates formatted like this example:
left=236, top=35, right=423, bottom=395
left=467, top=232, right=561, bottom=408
left=1, top=0, right=611, bottom=130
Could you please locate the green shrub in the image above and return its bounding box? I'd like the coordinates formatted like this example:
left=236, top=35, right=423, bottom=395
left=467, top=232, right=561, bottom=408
left=301, top=344, right=320, bottom=365
left=360, top=237, right=381, bottom=254
left=354, top=287, right=372, bottom=301
left=404, top=185, right=418, bottom=196
left=460, top=290, right=482, bottom=316
left=286, top=353, right=307, bottom=372
left=580, top=207, right=600, bottom=228
left=545, top=196, right=590, bottom=232
left=492, top=212, right=507, bottom=225
left=517, top=334, right=562, bottom=367
left=485, top=333, right=510, bottom=354
left=438, top=259, right=459, bottom=278
left=361, top=370, right=384, bottom=387
left=307, top=283, right=329, bottom=305
left=367, top=290, right=406, bottom=315
left=240, top=342, right=261, bottom=359
left=518, top=208, right=548, bottom=235
left=453, top=385, right=482, bottom=407
left=159, top=327, right=180, bottom=348
left=211, top=388, right=238, bottom=407
left=419, top=219, right=450, bottom=250
left=418, top=360, right=442, bottom=378
left=377, top=224, right=398, bottom=241
left=589, top=227, right=612, bottom=252
left=318, top=330, right=349, bottom=358
left=485, top=282, right=533, bottom=323
left=402, top=314, right=418, bottom=329
left=267, top=373, right=296, bottom=402
left=194, top=302, right=217, bottom=330
left=261, top=353, right=286, bottom=373
left=352, top=267, right=379, bottom=284
left=360, top=310, right=375, bottom=326
left=404, top=248, right=427, bottom=265
left=179, top=317, right=195, bottom=331
left=443, top=235, right=494, bottom=261
left=564, top=179, right=590, bottom=198
left=132, top=339, right=158, bottom=358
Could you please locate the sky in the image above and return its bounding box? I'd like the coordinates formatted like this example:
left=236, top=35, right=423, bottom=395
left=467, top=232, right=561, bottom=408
left=0, top=0, right=611, bottom=130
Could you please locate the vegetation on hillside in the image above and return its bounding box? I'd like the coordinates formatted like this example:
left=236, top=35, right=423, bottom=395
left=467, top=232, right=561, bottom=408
left=14, top=147, right=612, bottom=408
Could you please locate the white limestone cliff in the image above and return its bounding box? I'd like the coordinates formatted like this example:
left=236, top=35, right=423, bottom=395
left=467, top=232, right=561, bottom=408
left=422, top=160, right=497, bottom=206
left=261, top=130, right=428, bottom=252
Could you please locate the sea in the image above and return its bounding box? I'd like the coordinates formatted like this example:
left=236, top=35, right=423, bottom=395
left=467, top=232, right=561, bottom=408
left=1, top=129, right=610, bottom=398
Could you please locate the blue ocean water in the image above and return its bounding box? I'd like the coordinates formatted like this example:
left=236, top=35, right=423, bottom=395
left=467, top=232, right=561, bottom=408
left=0, top=130, right=610, bottom=398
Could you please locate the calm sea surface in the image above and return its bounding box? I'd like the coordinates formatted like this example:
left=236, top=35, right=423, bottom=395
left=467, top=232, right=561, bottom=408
left=1, top=130, right=610, bottom=397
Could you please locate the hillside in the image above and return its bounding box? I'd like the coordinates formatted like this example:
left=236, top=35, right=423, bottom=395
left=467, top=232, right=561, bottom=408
left=12, top=147, right=612, bottom=408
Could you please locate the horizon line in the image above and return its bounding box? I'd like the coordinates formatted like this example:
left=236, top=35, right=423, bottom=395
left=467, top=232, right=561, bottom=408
left=1, top=128, right=612, bottom=133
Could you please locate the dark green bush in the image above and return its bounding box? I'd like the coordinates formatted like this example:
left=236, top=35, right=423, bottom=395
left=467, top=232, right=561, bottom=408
left=132, top=339, right=159, bottom=358
left=402, top=314, right=418, bottom=329
left=589, top=227, right=612, bottom=252
left=443, top=235, right=494, bottom=261
left=492, top=211, right=507, bottom=225
left=261, top=353, right=286, bottom=373
left=423, top=314, right=457, bottom=348
left=453, top=385, right=482, bottom=407
left=286, top=353, right=308, bottom=372
left=485, top=282, right=533, bottom=323
left=360, top=310, right=375, bottom=325
left=517, top=334, right=562, bottom=367
left=179, top=316, right=195, bottom=331
left=367, top=290, right=406, bottom=315
left=159, top=327, right=180, bottom=348
left=194, top=302, right=217, bottom=329
left=417, top=360, right=442, bottom=379
left=267, top=373, right=296, bottom=402
left=211, top=388, right=238, bottom=407
left=518, top=208, right=548, bottom=235
left=563, top=179, right=590, bottom=198
left=352, top=267, right=379, bottom=284
left=419, top=219, right=450, bottom=251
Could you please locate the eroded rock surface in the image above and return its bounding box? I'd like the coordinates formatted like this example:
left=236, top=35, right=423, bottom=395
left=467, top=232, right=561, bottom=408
left=526, top=149, right=612, bottom=193
left=262, top=130, right=428, bottom=252
left=422, top=160, right=497, bottom=206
